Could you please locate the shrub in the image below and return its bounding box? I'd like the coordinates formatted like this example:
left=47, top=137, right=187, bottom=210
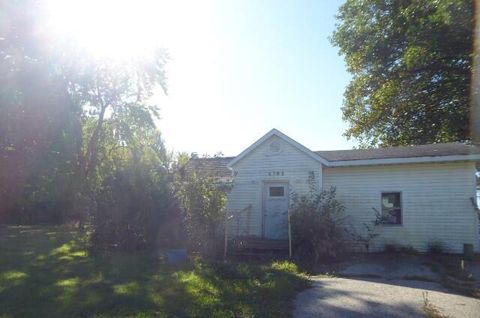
left=384, top=244, right=398, bottom=253
left=271, top=261, right=300, bottom=274
left=398, top=245, right=418, bottom=255
left=349, top=207, right=385, bottom=252
left=427, top=241, right=446, bottom=255
left=92, top=163, right=180, bottom=251
left=290, top=186, right=349, bottom=266
left=176, top=171, right=228, bottom=256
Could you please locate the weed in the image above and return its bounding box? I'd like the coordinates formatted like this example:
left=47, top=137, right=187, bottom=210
left=422, top=292, right=450, bottom=318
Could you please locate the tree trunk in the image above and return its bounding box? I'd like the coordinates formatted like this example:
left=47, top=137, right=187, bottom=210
left=84, top=104, right=107, bottom=178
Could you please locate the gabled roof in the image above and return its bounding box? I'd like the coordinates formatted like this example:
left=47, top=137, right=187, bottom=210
left=227, top=128, right=329, bottom=168
left=188, top=129, right=480, bottom=177
left=315, top=143, right=480, bottom=162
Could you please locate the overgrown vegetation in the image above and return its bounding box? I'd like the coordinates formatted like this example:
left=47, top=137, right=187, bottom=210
left=427, top=241, right=447, bottom=255
left=426, top=255, right=479, bottom=298
left=0, top=226, right=308, bottom=317
left=348, top=207, right=386, bottom=252
left=175, top=162, right=229, bottom=256
left=0, top=1, right=185, bottom=252
left=290, top=186, right=349, bottom=267
left=92, top=162, right=179, bottom=251
left=422, top=292, right=450, bottom=318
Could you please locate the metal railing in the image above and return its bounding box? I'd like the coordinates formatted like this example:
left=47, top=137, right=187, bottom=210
left=223, top=204, right=252, bottom=260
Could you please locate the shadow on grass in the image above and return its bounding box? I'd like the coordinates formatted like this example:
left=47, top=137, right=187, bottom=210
left=0, top=226, right=307, bottom=317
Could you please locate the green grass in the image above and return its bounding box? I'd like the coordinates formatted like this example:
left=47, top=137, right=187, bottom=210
left=0, top=225, right=308, bottom=317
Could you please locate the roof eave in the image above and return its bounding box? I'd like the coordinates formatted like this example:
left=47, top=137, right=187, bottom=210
left=326, top=154, right=480, bottom=167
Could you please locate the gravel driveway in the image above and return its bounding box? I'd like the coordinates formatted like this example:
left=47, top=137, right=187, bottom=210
left=294, top=277, right=480, bottom=318
left=294, top=257, right=480, bottom=318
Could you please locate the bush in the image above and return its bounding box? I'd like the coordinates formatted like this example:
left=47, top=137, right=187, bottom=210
left=398, top=245, right=418, bottom=255
left=384, top=244, right=398, bottom=253
left=427, top=241, right=445, bottom=255
left=92, top=163, right=180, bottom=251
left=176, top=171, right=227, bottom=256
left=290, top=187, right=348, bottom=266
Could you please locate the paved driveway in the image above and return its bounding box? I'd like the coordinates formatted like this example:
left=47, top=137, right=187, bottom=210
left=294, top=256, right=480, bottom=318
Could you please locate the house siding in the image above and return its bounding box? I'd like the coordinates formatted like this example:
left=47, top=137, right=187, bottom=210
left=323, top=161, right=479, bottom=253
left=227, top=135, right=322, bottom=237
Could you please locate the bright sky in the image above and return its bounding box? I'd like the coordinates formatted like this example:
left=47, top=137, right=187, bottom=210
left=46, top=0, right=355, bottom=156
left=155, top=0, right=356, bottom=156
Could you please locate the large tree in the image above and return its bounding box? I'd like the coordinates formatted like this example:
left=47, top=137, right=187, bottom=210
left=0, top=0, right=169, bottom=225
left=331, top=0, right=474, bottom=147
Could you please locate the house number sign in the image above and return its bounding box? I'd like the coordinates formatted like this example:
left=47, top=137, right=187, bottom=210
left=267, top=171, right=284, bottom=176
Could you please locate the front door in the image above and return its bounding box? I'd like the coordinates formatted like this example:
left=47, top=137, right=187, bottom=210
left=263, top=183, right=289, bottom=239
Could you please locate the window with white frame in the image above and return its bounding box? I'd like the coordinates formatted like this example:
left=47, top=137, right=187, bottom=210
left=381, top=192, right=402, bottom=225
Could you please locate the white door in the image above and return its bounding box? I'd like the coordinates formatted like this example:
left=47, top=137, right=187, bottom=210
left=263, top=183, right=289, bottom=239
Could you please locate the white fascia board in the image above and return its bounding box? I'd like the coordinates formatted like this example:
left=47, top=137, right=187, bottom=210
left=227, top=128, right=329, bottom=168
left=327, top=154, right=480, bottom=167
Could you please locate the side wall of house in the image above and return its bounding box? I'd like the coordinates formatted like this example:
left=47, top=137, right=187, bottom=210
left=227, top=135, right=322, bottom=237
left=323, top=161, right=479, bottom=253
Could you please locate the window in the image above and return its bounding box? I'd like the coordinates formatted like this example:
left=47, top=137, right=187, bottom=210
left=381, top=192, right=402, bottom=225
left=269, top=186, right=284, bottom=197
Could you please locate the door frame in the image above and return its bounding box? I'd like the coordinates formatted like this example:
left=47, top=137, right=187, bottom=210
left=261, top=180, right=290, bottom=239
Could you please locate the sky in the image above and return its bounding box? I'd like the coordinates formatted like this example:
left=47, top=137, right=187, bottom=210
left=152, top=0, right=356, bottom=156
left=45, top=0, right=355, bottom=156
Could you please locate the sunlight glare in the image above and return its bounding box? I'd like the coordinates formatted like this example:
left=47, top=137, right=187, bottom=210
left=45, top=0, right=175, bottom=60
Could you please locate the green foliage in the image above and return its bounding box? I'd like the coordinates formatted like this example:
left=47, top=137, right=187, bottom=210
left=0, top=0, right=83, bottom=223
left=0, top=1, right=170, bottom=232
left=176, top=167, right=228, bottom=256
left=84, top=116, right=182, bottom=251
left=290, top=187, right=349, bottom=266
left=92, top=162, right=179, bottom=251
left=0, top=226, right=307, bottom=317
left=7, top=129, right=80, bottom=224
left=331, top=0, right=473, bottom=146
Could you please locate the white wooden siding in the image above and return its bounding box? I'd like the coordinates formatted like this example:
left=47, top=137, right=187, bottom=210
left=323, top=161, right=479, bottom=253
left=227, top=135, right=322, bottom=237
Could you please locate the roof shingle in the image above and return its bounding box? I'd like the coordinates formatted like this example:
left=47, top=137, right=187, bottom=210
left=188, top=142, right=480, bottom=178
left=314, top=142, right=480, bottom=162
left=187, top=156, right=234, bottom=179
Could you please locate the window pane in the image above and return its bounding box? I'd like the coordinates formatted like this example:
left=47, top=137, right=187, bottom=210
left=382, top=193, right=400, bottom=209
left=269, top=187, right=284, bottom=197
left=381, top=192, right=401, bottom=224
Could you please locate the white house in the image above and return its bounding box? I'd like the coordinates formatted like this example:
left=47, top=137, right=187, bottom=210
left=191, top=129, right=480, bottom=253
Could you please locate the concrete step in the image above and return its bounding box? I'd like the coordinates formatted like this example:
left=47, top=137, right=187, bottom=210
left=229, top=237, right=289, bottom=251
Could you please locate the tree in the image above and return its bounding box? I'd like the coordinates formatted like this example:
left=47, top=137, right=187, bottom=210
left=0, top=0, right=80, bottom=222
left=331, top=0, right=474, bottom=147
left=0, top=0, right=170, bottom=230
left=92, top=130, right=178, bottom=250
left=175, top=158, right=228, bottom=256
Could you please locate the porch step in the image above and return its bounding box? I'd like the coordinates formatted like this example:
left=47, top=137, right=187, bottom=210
left=229, top=237, right=289, bottom=251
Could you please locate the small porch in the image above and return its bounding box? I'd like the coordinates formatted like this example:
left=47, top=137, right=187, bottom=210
left=227, top=236, right=289, bottom=257
left=223, top=204, right=291, bottom=258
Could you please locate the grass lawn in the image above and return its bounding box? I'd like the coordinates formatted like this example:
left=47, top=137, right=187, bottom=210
left=0, top=226, right=308, bottom=318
